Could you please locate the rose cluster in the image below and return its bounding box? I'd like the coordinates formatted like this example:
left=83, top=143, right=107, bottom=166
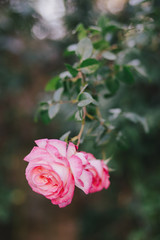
left=24, top=139, right=110, bottom=208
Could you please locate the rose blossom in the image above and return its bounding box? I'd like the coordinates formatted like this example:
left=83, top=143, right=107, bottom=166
left=24, top=139, right=110, bottom=207
left=73, top=151, right=110, bottom=193
left=24, top=139, right=83, bottom=208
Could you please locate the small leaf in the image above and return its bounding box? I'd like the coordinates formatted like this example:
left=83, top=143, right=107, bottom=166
left=59, top=71, right=72, bottom=79
left=75, top=109, right=83, bottom=121
left=60, top=131, right=71, bottom=141
left=48, top=104, right=60, bottom=119
left=109, top=108, right=121, bottom=120
left=76, top=37, right=93, bottom=60
left=123, top=112, right=149, bottom=133
left=53, top=87, right=64, bottom=102
left=67, top=44, right=77, bottom=52
left=78, top=84, right=88, bottom=97
left=45, top=76, right=60, bottom=91
left=79, top=58, right=99, bottom=68
left=78, top=99, right=93, bottom=107
left=106, top=78, right=119, bottom=94
left=83, top=92, right=98, bottom=105
left=118, top=66, right=135, bottom=84
left=65, top=64, right=78, bottom=77
left=102, top=51, right=117, bottom=61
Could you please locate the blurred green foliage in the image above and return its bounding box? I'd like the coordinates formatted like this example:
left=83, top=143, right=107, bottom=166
left=0, top=0, right=160, bottom=240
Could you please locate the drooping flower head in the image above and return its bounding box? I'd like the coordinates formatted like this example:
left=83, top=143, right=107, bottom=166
left=24, top=139, right=110, bottom=208
left=24, top=139, right=78, bottom=208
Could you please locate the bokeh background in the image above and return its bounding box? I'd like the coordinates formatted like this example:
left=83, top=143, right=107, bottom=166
left=0, top=0, right=160, bottom=240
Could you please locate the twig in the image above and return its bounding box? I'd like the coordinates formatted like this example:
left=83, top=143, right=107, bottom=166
left=77, top=107, right=86, bottom=147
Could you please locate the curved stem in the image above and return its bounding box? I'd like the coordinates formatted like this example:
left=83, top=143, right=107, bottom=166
left=77, top=107, right=86, bottom=147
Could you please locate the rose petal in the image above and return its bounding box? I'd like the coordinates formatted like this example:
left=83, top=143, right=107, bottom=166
left=35, top=139, right=48, bottom=148
left=89, top=160, right=103, bottom=177
left=75, top=170, right=92, bottom=194
left=24, top=147, right=53, bottom=162
left=48, top=139, right=67, bottom=157
left=67, top=142, right=77, bottom=159
left=68, top=155, right=83, bottom=179
left=51, top=174, right=75, bottom=206
left=75, top=152, right=88, bottom=165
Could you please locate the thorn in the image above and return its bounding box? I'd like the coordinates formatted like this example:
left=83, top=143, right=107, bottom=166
left=104, top=158, right=112, bottom=165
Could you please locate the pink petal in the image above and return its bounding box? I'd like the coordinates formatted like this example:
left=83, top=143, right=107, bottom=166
left=48, top=139, right=67, bottom=157
left=24, top=147, right=52, bottom=162
left=75, top=152, right=88, bottom=165
left=75, top=170, right=92, bottom=194
left=89, top=160, right=103, bottom=177
left=86, top=153, right=96, bottom=161
left=67, top=142, right=77, bottom=158
left=35, top=139, right=48, bottom=148
left=51, top=174, right=75, bottom=206
left=68, top=155, right=83, bottom=179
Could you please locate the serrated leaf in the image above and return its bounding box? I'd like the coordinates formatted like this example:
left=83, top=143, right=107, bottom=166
left=76, top=37, right=93, bottom=60
left=48, top=104, right=60, bottom=119
left=79, top=58, right=99, bottom=68
left=102, top=51, right=116, bottom=60
left=53, top=87, right=64, bottom=102
left=65, top=64, right=78, bottom=77
left=60, top=131, right=71, bottom=141
left=45, top=76, right=60, bottom=91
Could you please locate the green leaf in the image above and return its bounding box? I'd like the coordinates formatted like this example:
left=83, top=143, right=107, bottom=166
left=75, top=23, right=87, bottom=40
left=53, top=87, right=64, bottom=102
left=60, top=131, right=71, bottom=141
left=65, top=64, right=78, bottom=77
left=78, top=84, right=88, bottom=97
left=102, top=51, right=117, bottom=61
left=78, top=98, right=93, bottom=107
left=48, top=104, right=60, bottom=119
left=106, top=78, right=119, bottom=94
left=75, top=109, right=83, bottom=121
left=83, top=92, right=98, bottom=105
left=45, top=76, right=60, bottom=91
left=123, top=112, right=149, bottom=133
left=118, top=66, right=135, bottom=84
left=79, top=58, right=99, bottom=68
left=76, top=37, right=93, bottom=60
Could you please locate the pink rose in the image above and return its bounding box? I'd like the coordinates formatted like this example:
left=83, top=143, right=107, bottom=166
left=24, top=139, right=80, bottom=208
left=73, top=151, right=110, bottom=194
left=24, top=139, right=110, bottom=207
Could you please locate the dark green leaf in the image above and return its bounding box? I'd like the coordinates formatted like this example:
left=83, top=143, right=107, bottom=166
left=45, top=76, right=60, bottom=91
left=65, top=64, right=78, bottom=77
left=106, top=78, right=119, bottom=94
left=79, top=58, right=99, bottom=68
left=118, top=66, right=135, bottom=84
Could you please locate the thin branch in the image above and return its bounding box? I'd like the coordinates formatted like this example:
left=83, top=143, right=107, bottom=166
left=77, top=107, right=86, bottom=147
